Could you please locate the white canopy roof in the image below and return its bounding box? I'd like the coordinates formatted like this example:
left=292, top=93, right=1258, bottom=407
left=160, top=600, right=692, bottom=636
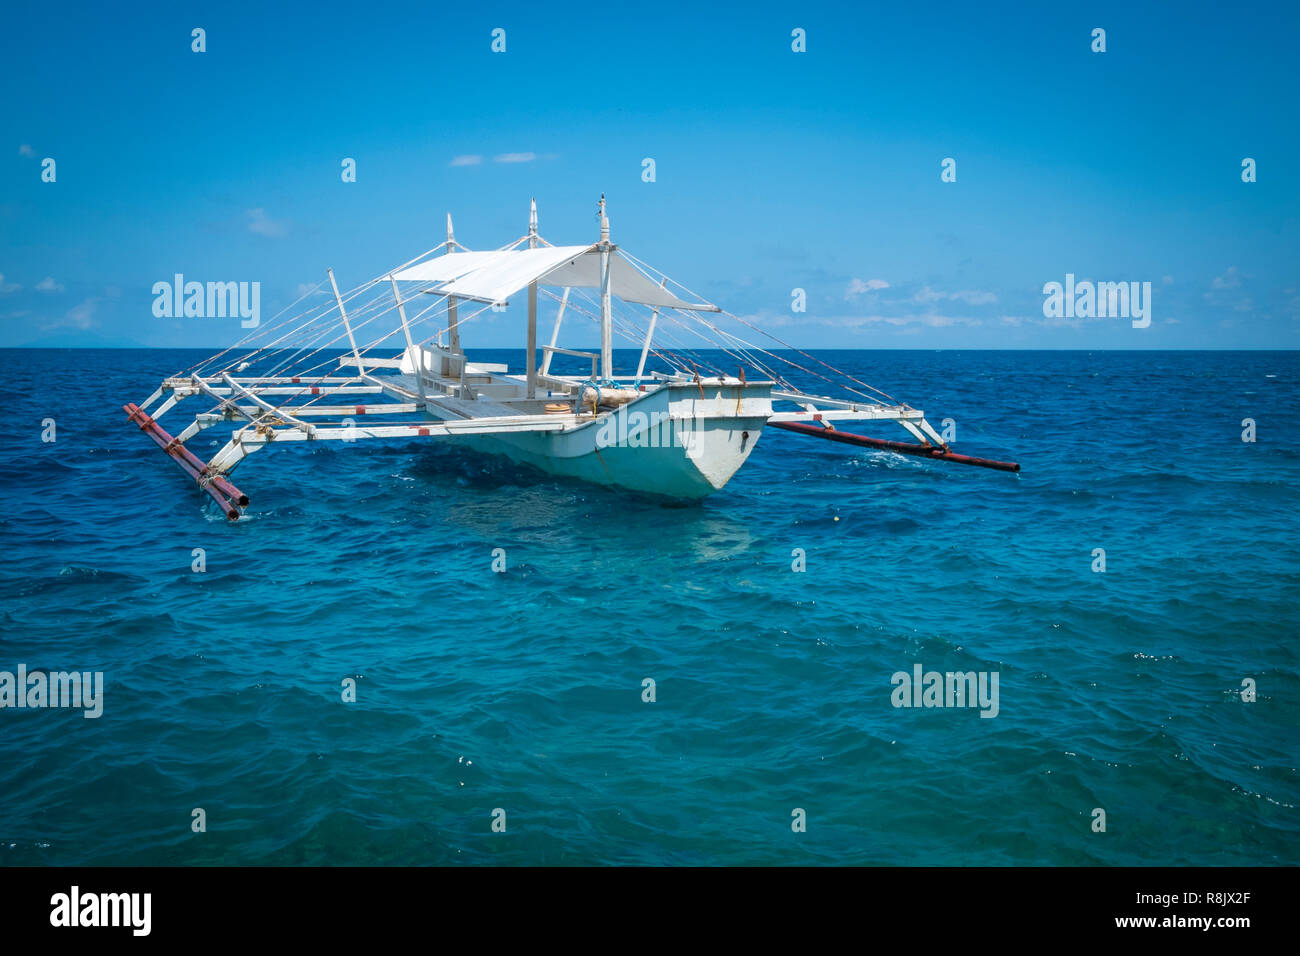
left=544, top=250, right=716, bottom=310
left=435, top=245, right=593, bottom=304
left=389, top=250, right=505, bottom=285
left=393, top=246, right=716, bottom=311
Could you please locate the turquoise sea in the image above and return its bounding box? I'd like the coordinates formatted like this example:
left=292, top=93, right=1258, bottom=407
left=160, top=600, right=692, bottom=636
left=1, top=348, right=1296, bottom=865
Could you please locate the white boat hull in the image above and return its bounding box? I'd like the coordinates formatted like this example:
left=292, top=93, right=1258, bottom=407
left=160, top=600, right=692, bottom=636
left=427, top=381, right=772, bottom=499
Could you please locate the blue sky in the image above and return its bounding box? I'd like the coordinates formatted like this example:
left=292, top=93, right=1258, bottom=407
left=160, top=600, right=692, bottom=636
left=1, top=0, right=1296, bottom=348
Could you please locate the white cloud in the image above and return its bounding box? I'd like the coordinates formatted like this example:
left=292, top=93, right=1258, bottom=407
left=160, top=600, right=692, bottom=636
left=493, top=152, right=537, bottom=164
left=35, top=276, right=63, bottom=293
left=913, top=286, right=995, bottom=305
left=0, top=273, right=19, bottom=294
left=1211, top=267, right=1241, bottom=290
left=1204, top=266, right=1253, bottom=311
left=18, top=144, right=34, bottom=158
left=65, top=298, right=97, bottom=329
left=246, top=208, right=288, bottom=238
left=950, top=289, right=996, bottom=305
left=814, top=312, right=982, bottom=329
left=845, top=278, right=889, bottom=298
left=450, top=154, right=483, bottom=167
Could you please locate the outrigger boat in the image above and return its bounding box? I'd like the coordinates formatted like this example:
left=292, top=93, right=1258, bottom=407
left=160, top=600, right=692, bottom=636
left=124, top=197, right=1018, bottom=518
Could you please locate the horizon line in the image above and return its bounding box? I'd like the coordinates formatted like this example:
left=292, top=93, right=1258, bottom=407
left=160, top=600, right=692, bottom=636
left=5, top=345, right=1298, bottom=353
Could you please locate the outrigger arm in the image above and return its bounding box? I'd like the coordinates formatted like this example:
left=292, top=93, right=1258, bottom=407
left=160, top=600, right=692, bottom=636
left=767, top=389, right=1019, bottom=472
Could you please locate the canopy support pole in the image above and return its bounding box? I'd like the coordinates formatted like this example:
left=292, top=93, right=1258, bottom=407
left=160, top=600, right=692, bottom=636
left=635, top=278, right=667, bottom=387
left=448, top=297, right=460, bottom=353
left=527, top=198, right=538, bottom=399
left=446, top=213, right=462, bottom=354
left=598, top=195, right=612, bottom=383
left=635, top=308, right=658, bottom=387
left=327, top=268, right=364, bottom=376
left=541, top=287, right=569, bottom=376
left=390, top=275, right=429, bottom=407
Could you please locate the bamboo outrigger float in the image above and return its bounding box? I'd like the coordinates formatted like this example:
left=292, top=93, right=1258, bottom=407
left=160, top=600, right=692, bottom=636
left=124, top=197, right=1018, bottom=518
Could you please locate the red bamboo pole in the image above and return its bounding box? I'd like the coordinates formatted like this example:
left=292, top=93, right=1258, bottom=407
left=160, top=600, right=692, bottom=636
left=123, top=403, right=249, bottom=517
left=769, top=420, right=1020, bottom=473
